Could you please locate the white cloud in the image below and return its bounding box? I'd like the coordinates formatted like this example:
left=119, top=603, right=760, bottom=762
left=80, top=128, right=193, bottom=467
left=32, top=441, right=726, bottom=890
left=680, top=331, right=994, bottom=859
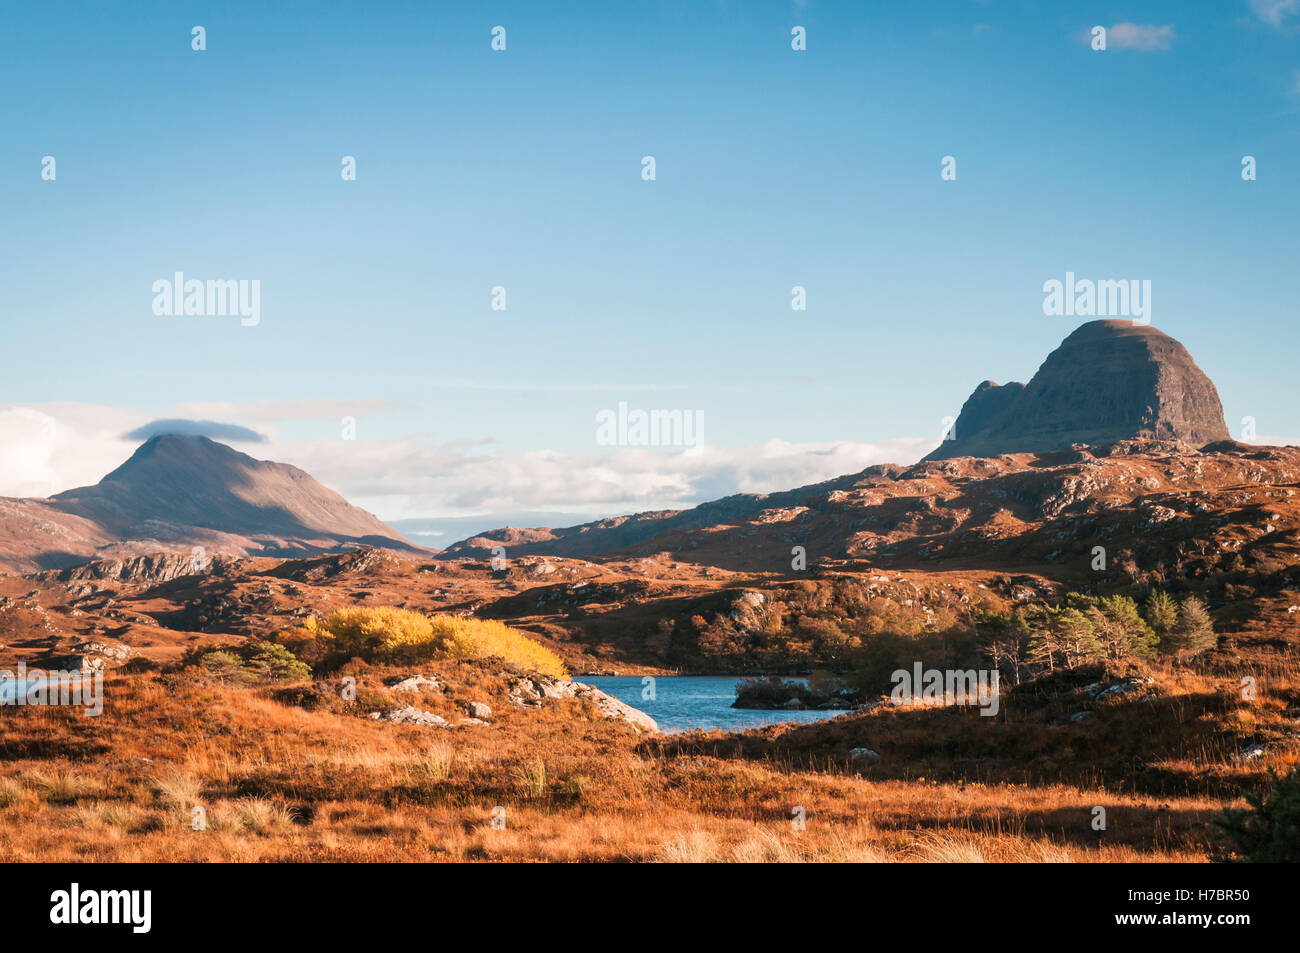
left=425, top=380, right=686, bottom=393
left=174, top=398, right=407, bottom=422
left=1104, top=22, right=1176, bottom=51
left=1251, top=0, right=1300, bottom=27
left=0, top=403, right=149, bottom=499
left=0, top=402, right=935, bottom=523
left=275, top=434, right=938, bottom=520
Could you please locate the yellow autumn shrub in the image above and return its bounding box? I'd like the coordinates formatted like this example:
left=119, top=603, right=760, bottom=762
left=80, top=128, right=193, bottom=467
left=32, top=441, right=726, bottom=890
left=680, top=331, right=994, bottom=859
left=305, top=607, right=568, bottom=678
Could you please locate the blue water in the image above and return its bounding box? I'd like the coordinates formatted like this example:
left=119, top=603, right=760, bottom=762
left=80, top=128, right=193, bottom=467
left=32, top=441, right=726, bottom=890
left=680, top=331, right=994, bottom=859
left=0, top=680, right=40, bottom=702
left=582, top=676, right=849, bottom=734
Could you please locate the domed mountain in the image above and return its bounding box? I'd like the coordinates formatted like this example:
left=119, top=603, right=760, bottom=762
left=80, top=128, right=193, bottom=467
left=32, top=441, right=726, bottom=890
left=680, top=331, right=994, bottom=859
left=51, top=435, right=401, bottom=541
left=0, top=434, right=423, bottom=571
left=924, top=320, right=1230, bottom=460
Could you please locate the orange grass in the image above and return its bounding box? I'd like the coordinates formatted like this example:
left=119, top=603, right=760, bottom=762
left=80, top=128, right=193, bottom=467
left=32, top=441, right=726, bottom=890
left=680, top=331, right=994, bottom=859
left=0, top=662, right=1236, bottom=862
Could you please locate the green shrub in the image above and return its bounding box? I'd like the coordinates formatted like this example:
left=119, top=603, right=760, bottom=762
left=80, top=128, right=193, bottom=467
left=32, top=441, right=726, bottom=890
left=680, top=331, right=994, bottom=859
left=195, top=650, right=246, bottom=680
left=195, top=642, right=311, bottom=684
left=1213, top=768, right=1300, bottom=862
left=243, top=643, right=312, bottom=681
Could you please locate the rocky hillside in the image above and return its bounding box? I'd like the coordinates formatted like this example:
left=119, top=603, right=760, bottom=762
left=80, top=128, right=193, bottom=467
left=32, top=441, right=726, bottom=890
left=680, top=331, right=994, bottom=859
left=440, top=440, right=1300, bottom=582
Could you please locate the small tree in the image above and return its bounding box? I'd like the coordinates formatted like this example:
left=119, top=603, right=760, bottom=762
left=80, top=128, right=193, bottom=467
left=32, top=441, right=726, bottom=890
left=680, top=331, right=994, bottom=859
left=1021, top=606, right=1059, bottom=674
left=1143, top=589, right=1179, bottom=646
left=1213, top=768, right=1300, bottom=862
left=1081, top=595, right=1157, bottom=664
left=1171, top=596, right=1217, bottom=657
left=977, top=610, right=1030, bottom=685
left=1053, top=607, right=1102, bottom=669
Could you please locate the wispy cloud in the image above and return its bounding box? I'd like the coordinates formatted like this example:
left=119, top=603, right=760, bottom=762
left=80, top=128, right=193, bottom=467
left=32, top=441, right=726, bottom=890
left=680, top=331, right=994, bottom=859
left=0, top=402, right=934, bottom=523
left=174, top=398, right=407, bottom=422
left=425, top=380, right=688, bottom=393
left=282, top=435, right=939, bottom=519
left=1250, top=0, right=1300, bottom=27
left=1099, top=22, right=1176, bottom=51
left=0, top=403, right=144, bottom=499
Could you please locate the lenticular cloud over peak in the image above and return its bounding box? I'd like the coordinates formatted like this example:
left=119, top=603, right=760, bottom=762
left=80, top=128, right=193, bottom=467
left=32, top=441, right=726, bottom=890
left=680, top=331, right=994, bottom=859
left=122, top=418, right=268, bottom=443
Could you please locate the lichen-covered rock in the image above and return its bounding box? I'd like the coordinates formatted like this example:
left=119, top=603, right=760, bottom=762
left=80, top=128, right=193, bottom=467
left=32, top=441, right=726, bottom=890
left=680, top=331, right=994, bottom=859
left=387, top=674, right=442, bottom=693
left=76, top=640, right=133, bottom=662
left=464, top=701, right=492, bottom=720
left=370, top=706, right=449, bottom=727
left=507, top=675, right=657, bottom=731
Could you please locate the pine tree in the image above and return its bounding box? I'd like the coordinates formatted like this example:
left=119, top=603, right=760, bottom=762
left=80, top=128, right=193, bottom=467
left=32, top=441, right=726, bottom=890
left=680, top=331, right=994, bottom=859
left=1144, top=589, right=1180, bottom=651
left=1085, top=595, right=1158, bottom=663
left=1172, top=596, right=1217, bottom=657
left=1027, top=623, right=1059, bottom=673
left=1054, top=607, right=1102, bottom=668
left=1020, top=606, right=1059, bottom=673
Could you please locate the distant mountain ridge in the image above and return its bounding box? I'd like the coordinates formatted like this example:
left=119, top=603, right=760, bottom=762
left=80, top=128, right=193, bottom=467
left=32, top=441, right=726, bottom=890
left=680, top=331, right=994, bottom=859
left=440, top=321, right=1244, bottom=566
left=0, top=434, right=423, bottom=572
left=0, top=322, right=1239, bottom=575
left=439, top=440, right=1300, bottom=573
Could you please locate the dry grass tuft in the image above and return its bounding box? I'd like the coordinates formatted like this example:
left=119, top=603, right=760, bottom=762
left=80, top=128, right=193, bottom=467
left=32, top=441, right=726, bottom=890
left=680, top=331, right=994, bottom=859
left=153, top=770, right=202, bottom=811
left=0, top=777, right=30, bottom=808
left=230, top=797, right=298, bottom=833
left=26, top=766, right=92, bottom=802
left=512, top=760, right=548, bottom=798
left=411, top=743, right=456, bottom=782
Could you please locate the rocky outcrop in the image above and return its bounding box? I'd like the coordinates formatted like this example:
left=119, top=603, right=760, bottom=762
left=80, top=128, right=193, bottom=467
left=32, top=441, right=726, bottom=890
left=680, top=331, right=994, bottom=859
left=269, top=549, right=407, bottom=583
left=45, top=638, right=134, bottom=674
left=464, top=701, right=493, bottom=720
left=508, top=675, right=659, bottom=732
left=386, top=674, right=442, bottom=693
left=926, top=320, right=1230, bottom=460
left=370, top=706, right=450, bottom=727
left=54, top=553, right=230, bottom=586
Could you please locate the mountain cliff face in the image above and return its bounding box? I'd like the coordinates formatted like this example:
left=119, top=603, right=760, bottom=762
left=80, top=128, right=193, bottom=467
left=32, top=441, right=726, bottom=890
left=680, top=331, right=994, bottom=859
left=0, top=435, right=422, bottom=571
left=924, top=320, right=1230, bottom=461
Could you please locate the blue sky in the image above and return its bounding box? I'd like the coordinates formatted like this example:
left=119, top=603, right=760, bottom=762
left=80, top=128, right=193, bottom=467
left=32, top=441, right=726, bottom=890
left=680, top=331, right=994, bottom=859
left=1, top=1, right=1298, bottom=534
